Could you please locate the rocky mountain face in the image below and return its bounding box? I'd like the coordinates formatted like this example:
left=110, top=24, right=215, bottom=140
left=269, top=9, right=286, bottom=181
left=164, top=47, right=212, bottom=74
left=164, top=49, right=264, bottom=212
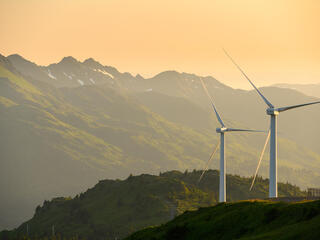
left=1, top=54, right=320, bottom=230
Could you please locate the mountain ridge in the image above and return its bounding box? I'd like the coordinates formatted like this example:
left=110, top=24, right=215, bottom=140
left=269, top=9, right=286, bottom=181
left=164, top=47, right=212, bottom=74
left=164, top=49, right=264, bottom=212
left=272, top=82, right=320, bottom=98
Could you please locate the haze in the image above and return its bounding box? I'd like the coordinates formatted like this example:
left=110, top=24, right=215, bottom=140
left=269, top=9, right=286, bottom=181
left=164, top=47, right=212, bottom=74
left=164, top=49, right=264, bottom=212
left=1, top=0, right=320, bottom=89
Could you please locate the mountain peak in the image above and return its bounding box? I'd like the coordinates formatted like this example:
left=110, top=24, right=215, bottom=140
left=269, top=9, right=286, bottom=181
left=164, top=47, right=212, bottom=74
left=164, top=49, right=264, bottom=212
left=59, top=56, right=78, bottom=65
left=0, top=54, right=20, bottom=74
left=7, top=54, right=40, bottom=70
left=7, top=54, right=29, bottom=63
left=152, top=70, right=181, bottom=80
left=83, top=57, right=98, bottom=64
left=83, top=57, right=103, bottom=69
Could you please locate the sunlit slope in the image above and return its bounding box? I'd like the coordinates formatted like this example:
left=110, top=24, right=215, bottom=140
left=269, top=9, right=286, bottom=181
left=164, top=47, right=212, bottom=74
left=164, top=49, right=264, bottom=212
left=0, top=62, right=226, bottom=229
left=0, top=64, right=127, bottom=228
left=126, top=200, right=320, bottom=240
left=1, top=171, right=305, bottom=240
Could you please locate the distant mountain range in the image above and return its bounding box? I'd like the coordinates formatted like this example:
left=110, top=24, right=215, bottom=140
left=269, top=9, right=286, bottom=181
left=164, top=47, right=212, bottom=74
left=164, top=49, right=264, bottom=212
left=1, top=53, right=320, bottom=230
left=0, top=170, right=306, bottom=240
left=272, top=83, right=320, bottom=98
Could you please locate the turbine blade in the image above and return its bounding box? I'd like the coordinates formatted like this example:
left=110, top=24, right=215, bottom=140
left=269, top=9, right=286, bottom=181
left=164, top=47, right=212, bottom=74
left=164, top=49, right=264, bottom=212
left=223, top=48, right=274, bottom=108
left=198, top=144, right=219, bottom=183
left=226, top=128, right=266, bottom=133
left=275, top=101, right=320, bottom=113
left=249, top=130, right=271, bottom=191
left=200, top=78, right=225, bottom=127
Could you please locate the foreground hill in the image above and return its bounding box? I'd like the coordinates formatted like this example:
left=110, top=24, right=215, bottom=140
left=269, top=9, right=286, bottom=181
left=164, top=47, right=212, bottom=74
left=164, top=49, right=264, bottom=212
left=0, top=171, right=305, bottom=240
left=126, top=200, right=320, bottom=240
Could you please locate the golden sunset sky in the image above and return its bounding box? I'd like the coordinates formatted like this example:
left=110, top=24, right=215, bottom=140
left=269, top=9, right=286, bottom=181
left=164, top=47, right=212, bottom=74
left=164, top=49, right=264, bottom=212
left=1, top=0, right=320, bottom=88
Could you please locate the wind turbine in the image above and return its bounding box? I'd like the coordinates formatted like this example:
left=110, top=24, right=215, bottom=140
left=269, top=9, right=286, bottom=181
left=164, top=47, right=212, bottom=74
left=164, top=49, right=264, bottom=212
left=199, top=78, right=264, bottom=202
left=223, top=49, right=320, bottom=198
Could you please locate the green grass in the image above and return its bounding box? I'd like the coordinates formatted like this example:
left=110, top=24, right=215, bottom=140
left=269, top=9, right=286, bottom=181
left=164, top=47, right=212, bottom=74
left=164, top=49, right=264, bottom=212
left=126, top=200, right=320, bottom=240
left=0, top=96, right=17, bottom=107
left=0, top=65, right=42, bottom=96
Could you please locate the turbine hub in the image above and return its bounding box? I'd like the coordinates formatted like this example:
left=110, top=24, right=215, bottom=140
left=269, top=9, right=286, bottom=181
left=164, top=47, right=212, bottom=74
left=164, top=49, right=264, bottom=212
left=216, top=127, right=227, bottom=133
left=266, top=108, right=279, bottom=115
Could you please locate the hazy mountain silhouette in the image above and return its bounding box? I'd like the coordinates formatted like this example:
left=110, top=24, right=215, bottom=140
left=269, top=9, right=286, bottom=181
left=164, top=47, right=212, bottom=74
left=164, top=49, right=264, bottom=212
left=273, top=82, right=320, bottom=98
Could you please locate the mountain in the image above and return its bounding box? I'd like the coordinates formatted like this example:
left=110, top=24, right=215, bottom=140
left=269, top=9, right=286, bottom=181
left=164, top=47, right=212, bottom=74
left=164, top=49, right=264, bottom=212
left=9, top=53, right=320, bottom=155
left=0, top=171, right=306, bottom=240
left=1, top=54, right=320, bottom=230
left=7, top=54, right=117, bottom=88
left=273, top=83, right=320, bottom=98
left=137, top=74, right=320, bottom=156
left=0, top=58, right=215, bottom=230
left=126, top=199, right=320, bottom=240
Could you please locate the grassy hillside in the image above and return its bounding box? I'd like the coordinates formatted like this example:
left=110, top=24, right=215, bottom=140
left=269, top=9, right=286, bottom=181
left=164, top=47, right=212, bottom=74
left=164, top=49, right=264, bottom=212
left=1, top=171, right=306, bottom=240
left=126, top=200, right=320, bottom=240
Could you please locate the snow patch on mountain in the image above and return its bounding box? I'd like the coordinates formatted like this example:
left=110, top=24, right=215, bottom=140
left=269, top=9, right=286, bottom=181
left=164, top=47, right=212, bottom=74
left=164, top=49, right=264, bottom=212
left=47, top=70, right=56, bottom=80
left=77, top=79, right=84, bottom=86
left=94, top=68, right=114, bottom=79
left=63, top=72, right=73, bottom=80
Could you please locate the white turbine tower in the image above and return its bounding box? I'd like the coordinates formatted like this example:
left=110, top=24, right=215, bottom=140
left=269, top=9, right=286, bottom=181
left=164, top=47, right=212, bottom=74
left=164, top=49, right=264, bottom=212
left=223, top=49, right=320, bottom=198
left=199, top=79, right=264, bottom=202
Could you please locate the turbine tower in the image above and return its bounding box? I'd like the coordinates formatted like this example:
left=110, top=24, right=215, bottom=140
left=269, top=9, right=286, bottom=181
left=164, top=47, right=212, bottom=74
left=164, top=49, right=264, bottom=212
left=199, top=79, right=264, bottom=202
left=223, top=49, right=320, bottom=198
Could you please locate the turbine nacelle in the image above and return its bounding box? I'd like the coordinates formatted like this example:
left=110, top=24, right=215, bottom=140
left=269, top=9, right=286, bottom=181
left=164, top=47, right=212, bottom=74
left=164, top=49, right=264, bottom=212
left=266, top=108, right=279, bottom=116
left=216, top=127, right=227, bottom=133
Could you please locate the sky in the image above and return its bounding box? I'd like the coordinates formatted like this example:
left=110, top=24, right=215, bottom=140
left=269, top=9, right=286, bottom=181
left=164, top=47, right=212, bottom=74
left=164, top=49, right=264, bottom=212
left=1, top=0, right=320, bottom=89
